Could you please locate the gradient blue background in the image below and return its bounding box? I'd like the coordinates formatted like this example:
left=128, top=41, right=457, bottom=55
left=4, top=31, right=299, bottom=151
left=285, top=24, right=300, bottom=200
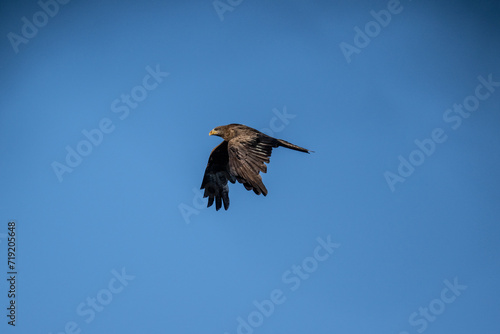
left=1, top=0, right=499, bottom=333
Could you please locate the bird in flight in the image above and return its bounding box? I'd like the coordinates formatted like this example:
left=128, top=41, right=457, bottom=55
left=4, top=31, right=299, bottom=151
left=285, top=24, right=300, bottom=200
left=201, top=124, right=311, bottom=210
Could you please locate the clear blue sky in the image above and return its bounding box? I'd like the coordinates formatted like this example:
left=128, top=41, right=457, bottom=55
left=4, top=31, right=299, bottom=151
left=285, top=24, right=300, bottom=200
left=1, top=1, right=499, bottom=333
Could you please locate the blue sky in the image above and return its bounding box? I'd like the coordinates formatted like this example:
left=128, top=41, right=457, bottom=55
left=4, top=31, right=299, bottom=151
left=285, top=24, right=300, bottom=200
left=1, top=0, right=499, bottom=333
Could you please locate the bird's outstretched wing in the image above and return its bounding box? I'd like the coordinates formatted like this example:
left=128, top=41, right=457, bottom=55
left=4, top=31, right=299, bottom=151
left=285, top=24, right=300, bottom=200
left=227, top=134, right=277, bottom=196
left=200, top=141, right=235, bottom=210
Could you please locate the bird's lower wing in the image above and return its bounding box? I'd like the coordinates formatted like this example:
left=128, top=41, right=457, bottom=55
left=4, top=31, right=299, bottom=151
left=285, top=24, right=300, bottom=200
left=200, top=141, right=235, bottom=210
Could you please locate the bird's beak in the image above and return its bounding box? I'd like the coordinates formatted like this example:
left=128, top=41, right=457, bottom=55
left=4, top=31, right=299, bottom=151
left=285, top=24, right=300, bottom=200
left=209, top=129, right=216, bottom=136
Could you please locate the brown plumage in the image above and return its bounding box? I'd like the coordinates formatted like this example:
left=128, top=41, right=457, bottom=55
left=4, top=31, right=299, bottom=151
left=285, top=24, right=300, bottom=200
left=200, top=124, right=311, bottom=210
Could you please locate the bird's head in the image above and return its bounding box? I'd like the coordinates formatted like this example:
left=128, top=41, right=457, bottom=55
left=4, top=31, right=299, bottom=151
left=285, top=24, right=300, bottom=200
left=209, top=124, right=239, bottom=141
left=209, top=126, right=225, bottom=138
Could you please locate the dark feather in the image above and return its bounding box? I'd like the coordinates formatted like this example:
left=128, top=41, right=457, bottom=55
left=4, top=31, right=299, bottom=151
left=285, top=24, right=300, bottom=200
left=200, top=141, right=234, bottom=211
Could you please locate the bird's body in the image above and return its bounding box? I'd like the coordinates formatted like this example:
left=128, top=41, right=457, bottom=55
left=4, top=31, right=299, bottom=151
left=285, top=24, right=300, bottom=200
left=200, top=124, right=311, bottom=210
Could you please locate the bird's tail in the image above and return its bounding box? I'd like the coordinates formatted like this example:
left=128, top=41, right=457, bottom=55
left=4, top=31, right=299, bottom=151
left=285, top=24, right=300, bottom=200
left=277, top=139, right=312, bottom=153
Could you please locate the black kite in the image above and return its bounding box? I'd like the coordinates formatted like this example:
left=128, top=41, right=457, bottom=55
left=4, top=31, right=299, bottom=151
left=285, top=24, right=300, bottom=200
left=200, top=124, right=311, bottom=210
